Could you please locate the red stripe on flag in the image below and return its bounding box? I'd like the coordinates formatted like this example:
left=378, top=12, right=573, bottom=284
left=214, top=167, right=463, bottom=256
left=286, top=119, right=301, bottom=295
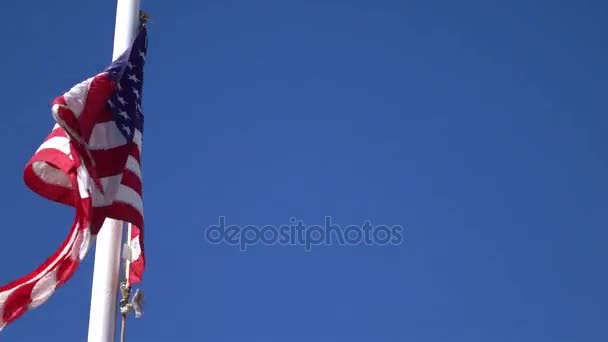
left=45, top=126, right=69, bottom=140
left=130, top=142, right=141, bottom=163
left=93, top=203, right=143, bottom=230
left=90, top=145, right=131, bottom=179
left=78, top=75, right=116, bottom=140
left=56, top=257, right=79, bottom=287
left=121, top=169, right=142, bottom=195
left=23, top=149, right=75, bottom=206
left=52, top=98, right=81, bottom=138
left=2, top=283, right=34, bottom=325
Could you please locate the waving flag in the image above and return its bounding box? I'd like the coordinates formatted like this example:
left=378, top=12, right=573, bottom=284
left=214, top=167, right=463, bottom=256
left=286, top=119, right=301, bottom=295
left=0, top=26, right=148, bottom=330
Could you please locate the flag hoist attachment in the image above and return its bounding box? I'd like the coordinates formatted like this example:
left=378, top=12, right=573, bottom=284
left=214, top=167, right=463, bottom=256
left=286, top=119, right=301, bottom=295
left=139, top=10, right=151, bottom=25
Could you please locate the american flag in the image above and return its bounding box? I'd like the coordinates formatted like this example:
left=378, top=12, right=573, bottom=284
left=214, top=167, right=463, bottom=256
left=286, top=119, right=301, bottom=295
left=0, top=26, right=148, bottom=330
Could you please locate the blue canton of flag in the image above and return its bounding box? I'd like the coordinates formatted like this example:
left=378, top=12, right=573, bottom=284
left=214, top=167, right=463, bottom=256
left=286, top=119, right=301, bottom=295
left=107, top=27, right=147, bottom=141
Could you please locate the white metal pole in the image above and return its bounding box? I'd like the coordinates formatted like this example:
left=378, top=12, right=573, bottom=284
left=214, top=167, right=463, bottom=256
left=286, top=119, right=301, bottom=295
left=87, top=219, right=123, bottom=342
left=87, top=1, right=140, bottom=341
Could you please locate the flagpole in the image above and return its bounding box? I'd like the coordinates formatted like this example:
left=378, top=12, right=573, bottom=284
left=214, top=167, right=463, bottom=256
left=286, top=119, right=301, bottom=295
left=87, top=1, right=141, bottom=341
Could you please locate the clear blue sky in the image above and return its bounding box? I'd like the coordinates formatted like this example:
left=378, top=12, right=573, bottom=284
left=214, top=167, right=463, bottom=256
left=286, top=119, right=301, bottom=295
left=0, top=0, right=606, bottom=341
